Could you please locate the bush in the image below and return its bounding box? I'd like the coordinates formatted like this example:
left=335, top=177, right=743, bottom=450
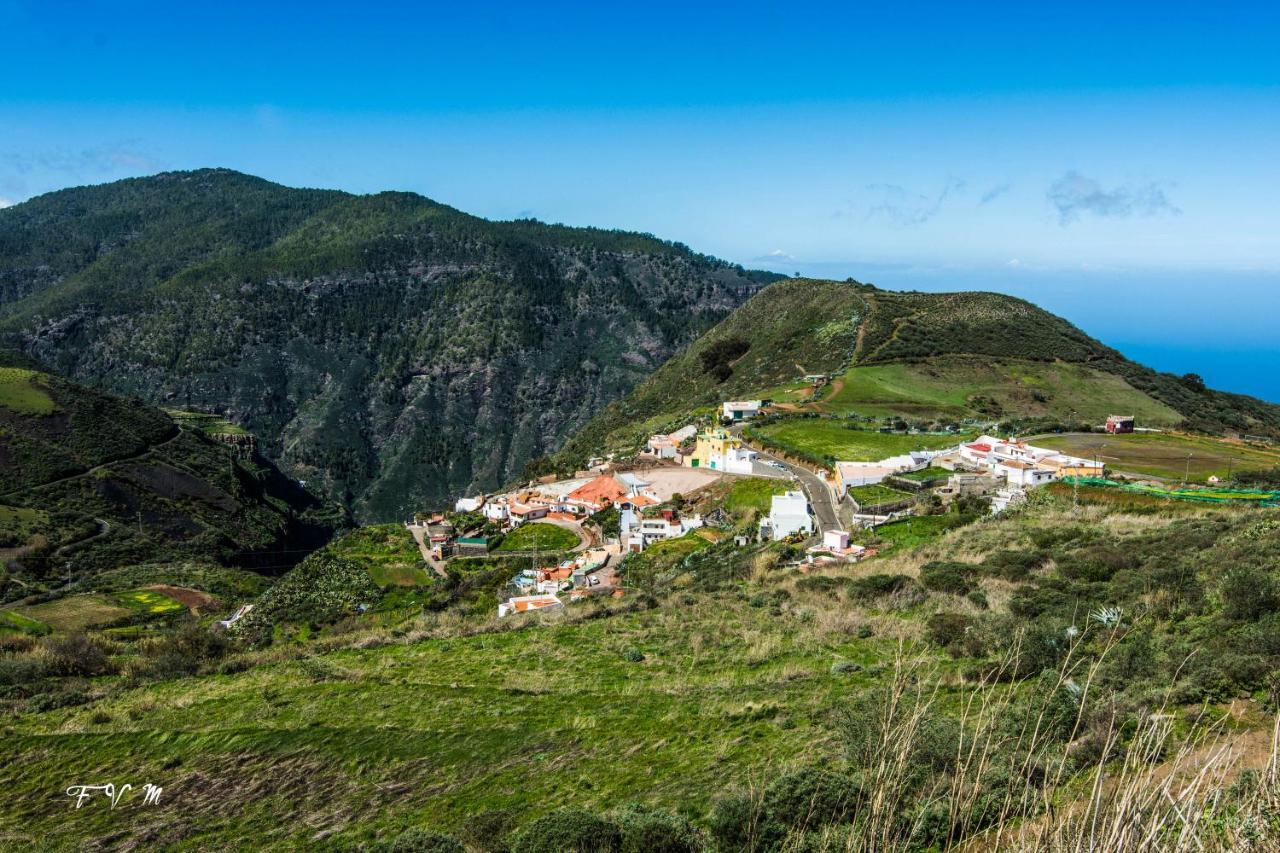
left=762, top=767, right=861, bottom=829
left=1219, top=566, right=1280, bottom=621
left=708, top=792, right=779, bottom=853
left=613, top=803, right=701, bottom=853
left=919, top=561, right=977, bottom=595
left=39, top=633, right=114, bottom=677
left=980, top=549, right=1044, bottom=581
left=0, top=653, right=46, bottom=686
left=622, top=648, right=645, bottom=663
left=926, top=612, right=971, bottom=649
left=846, top=574, right=916, bottom=602
left=376, top=830, right=465, bottom=853
left=511, top=809, right=621, bottom=853
left=458, top=809, right=518, bottom=852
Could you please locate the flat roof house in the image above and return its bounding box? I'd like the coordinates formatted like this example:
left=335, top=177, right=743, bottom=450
left=759, top=490, right=814, bottom=541
left=722, top=400, right=763, bottom=421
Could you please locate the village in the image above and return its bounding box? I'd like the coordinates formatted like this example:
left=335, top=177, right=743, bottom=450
left=406, top=399, right=1132, bottom=620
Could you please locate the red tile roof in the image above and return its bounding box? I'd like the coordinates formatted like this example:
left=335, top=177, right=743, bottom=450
left=566, top=475, right=629, bottom=507
left=966, top=443, right=993, bottom=452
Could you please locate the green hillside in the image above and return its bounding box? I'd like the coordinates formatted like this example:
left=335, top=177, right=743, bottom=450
left=0, top=354, right=340, bottom=601
left=2, top=487, right=1277, bottom=849
left=559, top=278, right=1280, bottom=462
left=0, top=170, right=777, bottom=520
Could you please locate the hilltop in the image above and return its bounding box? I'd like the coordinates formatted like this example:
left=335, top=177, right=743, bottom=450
left=0, top=169, right=776, bottom=521
left=0, top=352, right=340, bottom=601
left=560, top=278, right=1280, bottom=461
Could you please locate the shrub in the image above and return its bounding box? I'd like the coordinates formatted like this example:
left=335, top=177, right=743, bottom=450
left=622, top=648, right=645, bottom=663
left=1219, top=566, right=1280, bottom=621
left=0, top=652, right=46, bottom=686
left=708, top=792, right=779, bottom=853
left=458, top=809, right=518, bottom=852
left=919, top=561, right=977, bottom=595
left=846, top=574, right=916, bottom=602
left=613, top=803, right=701, bottom=853
left=981, top=549, right=1045, bottom=581
left=385, top=830, right=465, bottom=853
left=38, top=633, right=113, bottom=677
left=926, top=612, right=971, bottom=649
left=762, top=767, right=861, bottom=829
left=511, top=809, right=622, bottom=853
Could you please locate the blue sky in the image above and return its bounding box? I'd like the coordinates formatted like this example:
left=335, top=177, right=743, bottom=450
left=3, top=1, right=1278, bottom=399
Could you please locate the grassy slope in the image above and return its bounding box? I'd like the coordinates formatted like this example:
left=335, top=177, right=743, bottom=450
left=6, top=488, right=1278, bottom=848
left=0, top=598, right=915, bottom=847
left=559, top=279, right=872, bottom=457
left=559, top=278, right=1280, bottom=466
left=1036, top=431, right=1280, bottom=482
left=751, top=420, right=962, bottom=460
left=819, top=358, right=1182, bottom=424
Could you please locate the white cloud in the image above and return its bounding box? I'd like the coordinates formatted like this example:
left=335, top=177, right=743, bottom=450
left=0, top=197, right=13, bottom=209
left=1048, top=171, right=1180, bottom=225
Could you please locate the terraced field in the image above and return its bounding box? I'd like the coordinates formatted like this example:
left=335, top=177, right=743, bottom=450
left=1036, top=432, right=1280, bottom=482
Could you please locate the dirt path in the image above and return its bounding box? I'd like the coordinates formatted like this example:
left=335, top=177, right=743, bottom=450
left=52, top=518, right=110, bottom=558
left=404, top=523, right=449, bottom=578
left=0, top=426, right=184, bottom=500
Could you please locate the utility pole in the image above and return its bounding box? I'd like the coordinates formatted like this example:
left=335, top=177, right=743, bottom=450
left=1184, top=453, right=1193, bottom=485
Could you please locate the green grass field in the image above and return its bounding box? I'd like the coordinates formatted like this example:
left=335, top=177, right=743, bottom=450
left=164, top=409, right=250, bottom=435
left=753, top=419, right=962, bottom=461
left=1036, top=432, right=1280, bottom=482
left=10, top=594, right=135, bottom=632
left=0, top=367, right=57, bottom=415
left=495, top=522, right=580, bottom=552
left=816, top=358, right=1182, bottom=424
left=846, top=484, right=912, bottom=508
left=723, top=477, right=791, bottom=515
left=0, top=609, right=50, bottom=635
left=853, top=513, right=976, bottom=554
left=891, top=466, right=950, bottom=484
left=326, top=524, right=432, bottom=586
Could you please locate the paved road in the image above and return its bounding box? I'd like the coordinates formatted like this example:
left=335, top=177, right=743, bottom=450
left=748, top=446, right=844, bottom=533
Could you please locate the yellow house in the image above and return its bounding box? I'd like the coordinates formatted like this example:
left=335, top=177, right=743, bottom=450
left=686, top=428, right=741, bottom=470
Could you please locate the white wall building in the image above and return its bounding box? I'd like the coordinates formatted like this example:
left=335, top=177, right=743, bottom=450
left=722, top=400, right=762, bottom=421
left=759, top=490, right=814, bottom=541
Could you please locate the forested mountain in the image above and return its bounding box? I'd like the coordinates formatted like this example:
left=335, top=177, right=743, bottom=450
left=0, top=170, right=775, bottom=520
left=0, top=352, right=339, bottom=599
left=561, top=278, right=1280, bottom=460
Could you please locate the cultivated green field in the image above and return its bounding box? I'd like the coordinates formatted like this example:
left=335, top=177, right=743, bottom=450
left=816, top=358, right=1182, bottom=424
left=327, top=524, right=432, bottom=586
left=1036, top=432, right=1280, bottom=482
left=0, top=367, right=57, bottom=415
left=753, top=419, right=962, bottom=461
left=496, top=522, right=580, bottom=552
left=115, top=588, right=186, bottom=615
left=8, top=594, right=134, bottom=632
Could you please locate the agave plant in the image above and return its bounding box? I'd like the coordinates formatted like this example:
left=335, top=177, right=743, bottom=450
left=1090, top=606, right=1123, bottom=628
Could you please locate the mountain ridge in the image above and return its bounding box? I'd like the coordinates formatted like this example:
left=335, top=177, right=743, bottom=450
left=0, top=169, right=778, bottom=520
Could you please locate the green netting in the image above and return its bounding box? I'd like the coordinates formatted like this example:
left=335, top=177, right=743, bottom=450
left=1060, top=476, right=1280, bottom=506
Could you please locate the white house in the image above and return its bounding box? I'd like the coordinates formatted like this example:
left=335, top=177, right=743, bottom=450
left=454, top=495, right=485, bottom=513
left=759, top=490, right=814, bottom=541
left=836, top=450, right=943, bottom=495
left=620, top=509, right=704, bottom=552
left=483, top=500, right=509, bottom=523
left=497, top=595, right=564, bottom=618
left=722, top=400, right=763, bottom=421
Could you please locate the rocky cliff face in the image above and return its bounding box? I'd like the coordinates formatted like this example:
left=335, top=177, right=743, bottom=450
left=1, top=171, right=771, bottom=519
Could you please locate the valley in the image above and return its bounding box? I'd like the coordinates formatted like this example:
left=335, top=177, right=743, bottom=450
left=2, top=180, right=1280, bottom=852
